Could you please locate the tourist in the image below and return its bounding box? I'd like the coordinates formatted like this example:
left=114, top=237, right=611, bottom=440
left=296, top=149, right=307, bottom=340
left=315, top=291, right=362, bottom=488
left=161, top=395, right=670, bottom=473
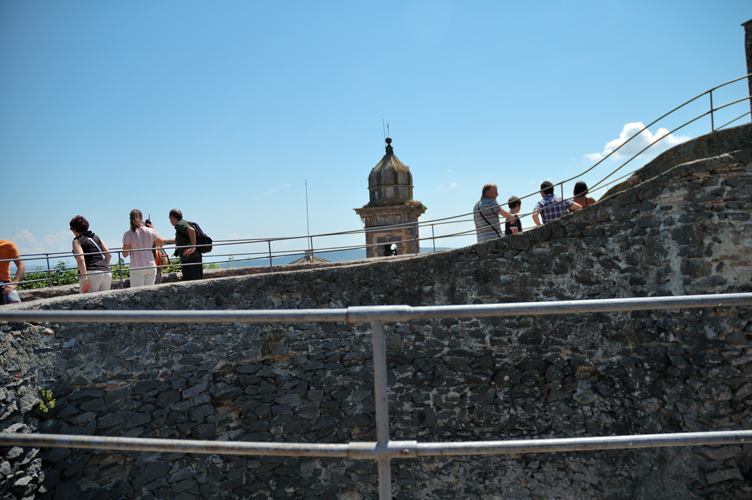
left=572, top=181, right=597, bottom=209
left=533, top=181, right=582, bottom=226
left=122, top=209, right=164, bottom=287
left=473, top=183, right=513, bottom=243
left=70, top=215, right=112, bottom=293
left=163, top=209, right=203, bottom=281
left=144, top=218, right=167, bottom=284
left=0, top=239, right=25, bottom=305
left=505, top=196, right=523, bottom=235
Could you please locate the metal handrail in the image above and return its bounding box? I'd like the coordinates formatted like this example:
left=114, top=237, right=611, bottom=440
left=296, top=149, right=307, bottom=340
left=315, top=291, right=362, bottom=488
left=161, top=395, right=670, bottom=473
left=2, top=430, right=751, bottom=458
left=2, top=292, right=752, bottom=499
left=0, top=148, right=736, bottom=288
left=6, top=75, right=751, bottom=290
left=6, top=157, right=641, bottom=270
left=3, top=293, right=752, bottom=324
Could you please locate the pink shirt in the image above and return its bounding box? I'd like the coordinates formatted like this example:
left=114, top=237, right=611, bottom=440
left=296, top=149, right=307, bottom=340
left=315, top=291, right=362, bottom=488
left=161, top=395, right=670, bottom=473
left=122, top=226, right=159, bottom=269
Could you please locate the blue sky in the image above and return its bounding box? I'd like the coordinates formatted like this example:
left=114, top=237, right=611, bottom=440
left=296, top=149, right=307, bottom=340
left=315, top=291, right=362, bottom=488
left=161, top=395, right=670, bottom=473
left=1, top=1, right=750, bottom=268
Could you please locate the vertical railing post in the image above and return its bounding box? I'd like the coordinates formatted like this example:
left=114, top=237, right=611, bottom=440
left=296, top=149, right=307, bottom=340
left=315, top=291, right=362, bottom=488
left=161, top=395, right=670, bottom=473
left=560, top=183, right=564, bottom=201
left=118, top=251, right=124, bottom=289
left=267, top=240, right=273, bottom=271
left=371, top=320, right=392, bottom=500
left=710, top=90, right=715, bottom=132
left=45, top=253, right=51, bottom=287
left=413, top=223, right=418, bottom=255
left=431, top=225, right=436, bottom=252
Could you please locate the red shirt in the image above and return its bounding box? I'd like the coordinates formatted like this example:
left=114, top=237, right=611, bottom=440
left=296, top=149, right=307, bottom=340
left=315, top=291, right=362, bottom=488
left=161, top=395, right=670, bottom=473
left=0, top=240, right=20, bottom=283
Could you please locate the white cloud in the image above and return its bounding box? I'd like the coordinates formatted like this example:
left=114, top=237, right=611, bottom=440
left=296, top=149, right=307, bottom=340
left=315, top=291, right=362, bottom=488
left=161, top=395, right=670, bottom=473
left=585, top=122, right=690, bottom=163
left=10, top=230, right=126, bottom=268
left=450, top=182, right=458, bottom=188
left=13, top=229, right=72, bottom=256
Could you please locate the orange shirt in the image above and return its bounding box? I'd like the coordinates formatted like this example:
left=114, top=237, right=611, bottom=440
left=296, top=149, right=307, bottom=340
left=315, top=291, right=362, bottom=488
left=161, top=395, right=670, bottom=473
left=0, top=240, right=20, bottom=283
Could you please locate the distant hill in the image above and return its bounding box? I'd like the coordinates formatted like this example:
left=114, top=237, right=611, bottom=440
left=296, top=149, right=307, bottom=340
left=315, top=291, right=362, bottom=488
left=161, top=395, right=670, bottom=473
left=219, top=247, right=455, bottom=268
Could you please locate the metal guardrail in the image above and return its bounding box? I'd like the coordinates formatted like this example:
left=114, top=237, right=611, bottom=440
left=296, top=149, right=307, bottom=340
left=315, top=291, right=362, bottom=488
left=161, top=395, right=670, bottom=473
left=2, top=430, right=751, bottom=460
left=4, top=74, right=751, bottom=290
left=2, top=292, right=752, bottom=499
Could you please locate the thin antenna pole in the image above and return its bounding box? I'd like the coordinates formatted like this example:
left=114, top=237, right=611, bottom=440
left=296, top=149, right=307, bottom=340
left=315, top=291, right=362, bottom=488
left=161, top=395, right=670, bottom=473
left=387, top=123, right=390, bottom=138
left=305, top=180, right=311, bottom=251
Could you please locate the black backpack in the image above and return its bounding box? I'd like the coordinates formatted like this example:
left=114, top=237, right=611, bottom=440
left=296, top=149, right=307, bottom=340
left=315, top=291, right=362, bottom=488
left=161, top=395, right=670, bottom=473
left=187, top=221, right=213, bottom=253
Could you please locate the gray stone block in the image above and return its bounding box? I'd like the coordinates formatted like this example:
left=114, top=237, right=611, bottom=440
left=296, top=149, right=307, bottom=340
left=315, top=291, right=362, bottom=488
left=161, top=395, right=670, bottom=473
left=182, top=382, right=209, bottom=400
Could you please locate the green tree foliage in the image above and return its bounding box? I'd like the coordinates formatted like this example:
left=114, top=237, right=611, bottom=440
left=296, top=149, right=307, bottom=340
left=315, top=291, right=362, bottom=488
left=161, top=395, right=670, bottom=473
left=110, top=258, right=130, bottom=281
left=19, top=255, right=220, bottom=290
left=18, top=261, right=77, bottom=289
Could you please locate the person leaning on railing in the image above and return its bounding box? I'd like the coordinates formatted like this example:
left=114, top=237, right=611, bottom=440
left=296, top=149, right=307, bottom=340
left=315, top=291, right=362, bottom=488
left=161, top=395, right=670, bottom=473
left=0, top=239, right=25, bottom=305
left=533, top=181, right=582, bottom=226
left=163, top=208, right=203, bottom=281
left=474, top=183, right=514, bottom=243
left=122, top=209, right=165, bottom=288
left=70, top=215, right=112, bottom=293
left=505, top=196, right=523, bottom=235
left=572, top=181, right=597, bottom=209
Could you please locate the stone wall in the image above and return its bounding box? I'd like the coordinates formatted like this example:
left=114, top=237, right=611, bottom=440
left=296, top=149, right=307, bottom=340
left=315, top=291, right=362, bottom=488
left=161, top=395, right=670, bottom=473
left=2, top=136, right=752, bottom=499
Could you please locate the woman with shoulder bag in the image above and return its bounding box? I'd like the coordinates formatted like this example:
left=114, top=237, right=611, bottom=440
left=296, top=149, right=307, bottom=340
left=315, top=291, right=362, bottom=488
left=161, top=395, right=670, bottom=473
left=70, top=215, right=112, bottom=293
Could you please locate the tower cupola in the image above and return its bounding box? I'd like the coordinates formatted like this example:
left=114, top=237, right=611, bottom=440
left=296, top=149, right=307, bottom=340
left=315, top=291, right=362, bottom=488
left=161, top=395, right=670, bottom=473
left=367, top=137, right=414, bottom=204
left=354, top=137, right=427, bottom=258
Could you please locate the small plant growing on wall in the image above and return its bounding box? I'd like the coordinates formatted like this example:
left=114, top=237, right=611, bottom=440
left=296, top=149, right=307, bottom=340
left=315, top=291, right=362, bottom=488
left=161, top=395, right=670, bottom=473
left=36, top=390, right=55, bottom=415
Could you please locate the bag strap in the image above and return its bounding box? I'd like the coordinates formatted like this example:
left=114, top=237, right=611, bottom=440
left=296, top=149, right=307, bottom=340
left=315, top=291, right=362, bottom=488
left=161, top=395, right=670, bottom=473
left=476, top=202, right=501, bottom=237
left=86, top=236, right=104, bottom=255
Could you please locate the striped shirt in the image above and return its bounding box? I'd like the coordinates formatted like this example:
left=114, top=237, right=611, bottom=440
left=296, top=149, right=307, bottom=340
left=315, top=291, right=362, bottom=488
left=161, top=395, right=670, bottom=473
left=474, top=197, right=503, bottom=243
left=123, top=226, right=160, bottom=269
left=534, top=194, right=573, bottom=224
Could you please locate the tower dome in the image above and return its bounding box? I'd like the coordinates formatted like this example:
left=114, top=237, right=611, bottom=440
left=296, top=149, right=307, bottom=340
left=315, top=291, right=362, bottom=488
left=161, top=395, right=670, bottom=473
left=355, top=137, right=426, bottom=258
left=367, top=138, right=414, bottom=205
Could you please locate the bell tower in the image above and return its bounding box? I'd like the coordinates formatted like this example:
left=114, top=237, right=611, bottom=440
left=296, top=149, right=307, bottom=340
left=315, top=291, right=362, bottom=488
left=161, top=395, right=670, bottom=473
left=354, top=137, right=427, bottom=258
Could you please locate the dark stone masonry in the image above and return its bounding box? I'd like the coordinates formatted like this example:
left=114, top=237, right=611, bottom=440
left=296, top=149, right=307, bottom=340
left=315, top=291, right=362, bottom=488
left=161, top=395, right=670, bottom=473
left=2, top=124, right=752, bottom=499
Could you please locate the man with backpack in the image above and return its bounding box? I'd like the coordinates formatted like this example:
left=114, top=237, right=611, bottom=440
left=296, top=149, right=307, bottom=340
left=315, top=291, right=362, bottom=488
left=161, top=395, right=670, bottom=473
left=164, top=209, right=204, bottom=281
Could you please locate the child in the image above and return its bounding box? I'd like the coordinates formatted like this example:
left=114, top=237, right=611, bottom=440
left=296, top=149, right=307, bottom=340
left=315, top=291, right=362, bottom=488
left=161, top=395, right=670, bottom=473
left=505, top=196, right=523, bottom=235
